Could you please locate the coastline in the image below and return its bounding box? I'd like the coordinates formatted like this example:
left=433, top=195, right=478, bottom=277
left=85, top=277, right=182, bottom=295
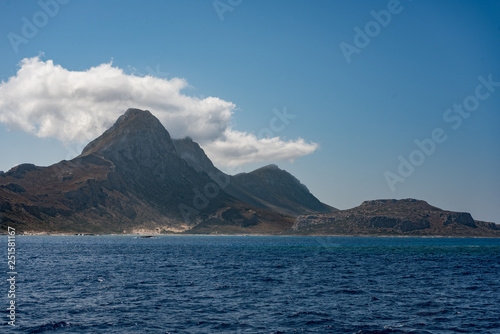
left=1, top=232, right=499, bottom=238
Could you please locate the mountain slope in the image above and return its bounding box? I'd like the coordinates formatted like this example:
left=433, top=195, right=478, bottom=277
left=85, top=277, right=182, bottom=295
left=291, top=199, right=500, bottom=236
left=231, top=165, right=335, bottom=216
left=172, top=138, right=334, bottom=216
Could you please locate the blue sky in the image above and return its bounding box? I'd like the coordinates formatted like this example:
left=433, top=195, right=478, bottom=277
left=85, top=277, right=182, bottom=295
left=0, top=0, right=499, bottom=222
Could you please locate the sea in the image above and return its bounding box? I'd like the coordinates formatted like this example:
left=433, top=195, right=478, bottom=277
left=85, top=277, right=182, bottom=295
left=1, top=235, right=499, bottom=333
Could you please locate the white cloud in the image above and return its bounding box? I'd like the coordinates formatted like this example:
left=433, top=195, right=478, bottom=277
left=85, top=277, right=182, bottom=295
left=203, top=130, right=319, bottom=167
left=0, top=56, right=318, bottom=166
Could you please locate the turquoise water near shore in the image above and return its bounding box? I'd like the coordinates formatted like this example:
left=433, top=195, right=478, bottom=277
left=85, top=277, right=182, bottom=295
left=2, top=236, right=500, bottom=333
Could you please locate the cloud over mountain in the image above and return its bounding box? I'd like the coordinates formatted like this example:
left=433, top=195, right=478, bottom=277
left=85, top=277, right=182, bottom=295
left=0, top=56, right=318, bottom=167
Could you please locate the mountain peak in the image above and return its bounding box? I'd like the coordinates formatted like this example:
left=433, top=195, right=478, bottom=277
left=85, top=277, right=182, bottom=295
left=249, top=164, right=303, bottom=188
left=261, top=164, right=280, bottom=170
left=232, top=163, right=334, bottom=216
left=81, top=108, right=176, bottom=159
left=117, top=108, right=158, bottom=126
left=124, top=107, right=152, bottom=117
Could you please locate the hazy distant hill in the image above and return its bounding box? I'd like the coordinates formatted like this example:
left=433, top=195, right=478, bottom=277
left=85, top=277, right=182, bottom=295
left=292, top=199, right=500, bottom=237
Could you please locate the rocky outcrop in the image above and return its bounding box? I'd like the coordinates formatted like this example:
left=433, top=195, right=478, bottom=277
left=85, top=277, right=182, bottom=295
left=292, top=199, right=499, bottom=237
left=442, top=212, right=476, bottom=227
left=5, top=163, right=39, bottom=179
left=1, top=183, right=26, bottom=193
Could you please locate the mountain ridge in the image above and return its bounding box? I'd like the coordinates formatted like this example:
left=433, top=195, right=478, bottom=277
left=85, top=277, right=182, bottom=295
left=0, top=108, right=330, bottom=234
left=172, top=137, right=334, bottom=216
left=0, top=108, right=498, bottom=236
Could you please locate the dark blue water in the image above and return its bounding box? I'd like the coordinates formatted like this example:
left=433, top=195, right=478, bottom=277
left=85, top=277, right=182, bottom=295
left=2, top=236, right=500, bottom=333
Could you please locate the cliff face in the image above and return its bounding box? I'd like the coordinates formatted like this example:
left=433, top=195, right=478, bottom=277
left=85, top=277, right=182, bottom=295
left=292, top=199, right=499, bottom=237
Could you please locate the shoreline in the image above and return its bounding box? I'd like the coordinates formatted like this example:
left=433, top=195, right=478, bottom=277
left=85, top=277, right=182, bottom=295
left=1, top=232, right=499, bottom=238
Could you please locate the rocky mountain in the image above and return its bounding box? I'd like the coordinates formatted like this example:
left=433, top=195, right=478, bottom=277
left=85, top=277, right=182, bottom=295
left=0, top=108, right=329, bottom=234
left=172, top=138, right=334, bottom=216
left=1, top=109, right=497, bottom=236
left=291, top=199, right=500, bottom=237
left=231, top=165, right=335, bottom=216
